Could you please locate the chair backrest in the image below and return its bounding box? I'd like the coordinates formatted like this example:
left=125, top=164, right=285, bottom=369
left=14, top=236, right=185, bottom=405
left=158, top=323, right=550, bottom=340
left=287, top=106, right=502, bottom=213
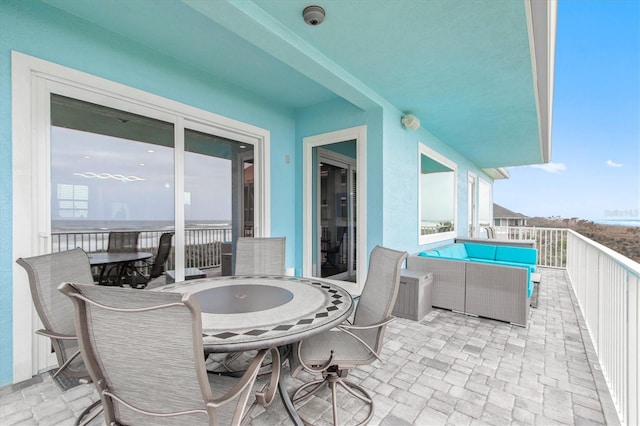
left=353, top=245, right=408, bottom=355
left=149, top=232, right=174, bottom=279
left=107, top=231, right=140, bottom=253
left=484, top=226, right=496, bottom=239
left=59, top=283, right=217, bottom=425
left=234, top=237, right=286, bottom=275
left=16, top=248, right=95, bottom=377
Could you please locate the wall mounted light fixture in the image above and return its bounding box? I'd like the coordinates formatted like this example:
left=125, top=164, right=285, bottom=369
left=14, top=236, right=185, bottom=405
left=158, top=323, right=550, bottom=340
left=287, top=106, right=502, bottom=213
left=401, top=114, right=420, bottom=130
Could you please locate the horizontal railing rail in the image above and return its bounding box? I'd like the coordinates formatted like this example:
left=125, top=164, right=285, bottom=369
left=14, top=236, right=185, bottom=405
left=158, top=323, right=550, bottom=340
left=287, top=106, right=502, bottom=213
left=566, top=230, right=638, bottom=426
left=494, top=226, right=568, bottom=268
left=51, top=227, right=232, bottom=271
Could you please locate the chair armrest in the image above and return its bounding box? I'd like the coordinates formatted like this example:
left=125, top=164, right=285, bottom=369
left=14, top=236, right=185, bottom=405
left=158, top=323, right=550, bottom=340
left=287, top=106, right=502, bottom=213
left=337, top=316, right=395, bottom=332
left=336, top=316, right=396, bottom=361
left=295, top=317, right=397, bottom=374
left=35, top=329, right=77, bottom=340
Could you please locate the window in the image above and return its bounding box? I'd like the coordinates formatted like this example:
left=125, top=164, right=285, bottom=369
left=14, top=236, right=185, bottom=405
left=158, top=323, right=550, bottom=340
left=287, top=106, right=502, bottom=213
left=478, top=179, right=492, bottom=229
left=56, top=184, right=88, bottom=218
left=419, top=144, right=457, bottom=244
left=51, top=95, right=175, bottom=230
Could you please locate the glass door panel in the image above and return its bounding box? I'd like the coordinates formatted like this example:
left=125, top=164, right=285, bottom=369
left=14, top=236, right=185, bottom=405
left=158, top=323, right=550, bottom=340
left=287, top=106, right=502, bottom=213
left=315, top=145, right=357, bottom=281
left=50, top=94, right=175, bottom=274
left=184, top=129, right=253, bottom=274
left=50, top=94, right=257, bottom=283
left=320, top=163, right=348, bottom=277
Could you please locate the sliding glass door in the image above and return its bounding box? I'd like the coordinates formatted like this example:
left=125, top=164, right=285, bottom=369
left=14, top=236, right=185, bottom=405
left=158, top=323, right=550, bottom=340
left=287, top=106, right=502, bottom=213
left=50, top=94, right=257, bottom=281
left=13, top=53, right=269, bottom=379
left=315, top=147, right=357, bottom=281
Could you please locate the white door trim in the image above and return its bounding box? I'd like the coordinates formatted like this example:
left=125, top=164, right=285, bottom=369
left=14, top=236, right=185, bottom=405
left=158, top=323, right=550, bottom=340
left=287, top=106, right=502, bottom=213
left=468, top=172, right=478, bottom=237
left=302, top=126, right=367, bottom=291
left=11, top=51, right=270, bottom=382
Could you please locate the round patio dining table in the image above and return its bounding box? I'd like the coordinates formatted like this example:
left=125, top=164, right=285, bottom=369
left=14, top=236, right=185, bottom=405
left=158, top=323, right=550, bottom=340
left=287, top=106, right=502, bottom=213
left=161, top=275, right=354, bottom=351
left=160, top=275, right=355, bottom=425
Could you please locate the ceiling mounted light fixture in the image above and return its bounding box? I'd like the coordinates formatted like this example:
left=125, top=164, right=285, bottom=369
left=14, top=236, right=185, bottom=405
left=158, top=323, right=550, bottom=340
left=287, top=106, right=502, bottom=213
left=303, top=5, right=325, bottom=26
left=401, top=113, right=420, bottom=130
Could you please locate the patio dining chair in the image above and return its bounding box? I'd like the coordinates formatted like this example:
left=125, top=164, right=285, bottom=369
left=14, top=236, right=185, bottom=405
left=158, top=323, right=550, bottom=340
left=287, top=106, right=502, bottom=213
left=107, top=231, right=140, bottom=252
left=99, top=231, right=141, bottom=284
left=218, top=237, right=286, bottom=374
left=484, top=226, right=496, bottom=239
left=234, top=237, right=285, bottom=275
left=289, top=245, right=408, bottom=425
left=16, top=248, right=103, bottom=425
left=124, top=232, right=174, bottom=289
left=59, top=282, right=278, bottom=426
left=16, top=248, right=95, bottom=380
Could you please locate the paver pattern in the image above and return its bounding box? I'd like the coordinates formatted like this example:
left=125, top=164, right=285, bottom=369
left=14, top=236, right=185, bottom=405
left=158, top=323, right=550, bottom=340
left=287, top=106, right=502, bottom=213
left=0, top=268, right=619, bottom=425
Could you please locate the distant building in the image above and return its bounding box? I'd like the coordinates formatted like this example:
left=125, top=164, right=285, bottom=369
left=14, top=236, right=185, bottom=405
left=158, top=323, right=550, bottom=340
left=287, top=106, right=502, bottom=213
left=494, top=204, right=528, bottom=227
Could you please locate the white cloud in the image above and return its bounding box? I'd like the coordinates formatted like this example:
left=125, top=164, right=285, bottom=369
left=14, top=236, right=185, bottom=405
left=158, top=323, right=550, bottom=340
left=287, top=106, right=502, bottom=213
left=606, top=159, right=623, bottom=168
left=530, top=162, right=567, bottom=174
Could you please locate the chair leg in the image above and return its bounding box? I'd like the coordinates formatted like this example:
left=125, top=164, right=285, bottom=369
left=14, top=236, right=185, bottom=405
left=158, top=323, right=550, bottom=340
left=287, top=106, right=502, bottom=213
left=292, top=378, right=329, bottom=404
left=330, top=380, right=339, bottom=425
left=75, top=399, right=103, bottom=426
left=292, top=372, right=374, bottom=426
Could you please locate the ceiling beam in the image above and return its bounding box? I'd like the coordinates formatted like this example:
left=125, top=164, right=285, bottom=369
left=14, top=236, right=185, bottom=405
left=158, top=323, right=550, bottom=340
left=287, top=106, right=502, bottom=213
left=181, top=0, right=385, bottom=111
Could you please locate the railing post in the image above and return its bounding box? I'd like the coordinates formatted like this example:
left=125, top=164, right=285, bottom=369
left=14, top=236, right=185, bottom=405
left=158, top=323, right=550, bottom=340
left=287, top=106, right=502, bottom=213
left=628, top=270, right=639, bottom=426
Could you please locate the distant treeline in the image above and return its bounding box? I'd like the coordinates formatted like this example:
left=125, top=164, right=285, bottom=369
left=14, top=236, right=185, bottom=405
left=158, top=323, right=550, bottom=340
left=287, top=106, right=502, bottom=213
left=527, top=217, right=640, bottom=263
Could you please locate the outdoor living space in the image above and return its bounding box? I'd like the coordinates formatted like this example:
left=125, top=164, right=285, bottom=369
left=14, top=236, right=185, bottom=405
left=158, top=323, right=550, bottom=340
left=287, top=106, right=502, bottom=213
left=0, top=267, right=618, bottom=426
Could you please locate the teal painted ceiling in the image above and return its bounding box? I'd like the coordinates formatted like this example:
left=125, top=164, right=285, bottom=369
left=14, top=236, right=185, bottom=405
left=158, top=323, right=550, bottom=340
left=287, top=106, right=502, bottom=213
left=41, top=0, right=553, bottom=169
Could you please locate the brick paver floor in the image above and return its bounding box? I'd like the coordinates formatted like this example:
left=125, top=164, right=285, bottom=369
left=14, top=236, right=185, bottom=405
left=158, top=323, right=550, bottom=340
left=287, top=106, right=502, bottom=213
left=0, top=268, right=620, bottom=425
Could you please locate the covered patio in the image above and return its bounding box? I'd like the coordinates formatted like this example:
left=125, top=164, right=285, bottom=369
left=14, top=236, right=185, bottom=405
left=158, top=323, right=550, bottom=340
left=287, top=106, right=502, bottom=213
left=0, top=267, right=619, bottom=425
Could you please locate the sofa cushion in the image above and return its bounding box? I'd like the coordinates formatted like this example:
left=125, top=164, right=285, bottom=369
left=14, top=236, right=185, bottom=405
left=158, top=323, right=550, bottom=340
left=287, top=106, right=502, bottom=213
left=449, top=243, right=468, bottom=259
left=478, top=259, right=536, bottom=273
left=464, top=243, right=497, bottom=260
left=424, top=244, right=468, bottom=259
left=495, top=246, right=538, bottom=265
left=418, top=250, right=440, bottom=257
left=436, top=246, right=454, bottom=258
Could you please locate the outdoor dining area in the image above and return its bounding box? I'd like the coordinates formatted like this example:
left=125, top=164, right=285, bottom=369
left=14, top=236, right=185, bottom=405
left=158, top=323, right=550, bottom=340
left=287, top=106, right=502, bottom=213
left=11, top=237, right=415, bottom=425
left=2, top=235, right=619, bottom=426
left=1, top=266, right=617, bottom=426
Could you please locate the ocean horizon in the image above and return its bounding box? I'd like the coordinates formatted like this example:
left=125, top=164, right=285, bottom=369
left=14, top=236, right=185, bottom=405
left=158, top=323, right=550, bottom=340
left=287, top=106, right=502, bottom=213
left=52, top=219, right=231, bottom=232
left=595, top=219, right=640, bottom=227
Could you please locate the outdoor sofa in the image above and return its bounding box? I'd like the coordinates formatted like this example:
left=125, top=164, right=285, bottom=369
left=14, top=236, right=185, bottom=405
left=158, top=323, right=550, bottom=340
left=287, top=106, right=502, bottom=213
left=406, top=242, right=537, bottom=326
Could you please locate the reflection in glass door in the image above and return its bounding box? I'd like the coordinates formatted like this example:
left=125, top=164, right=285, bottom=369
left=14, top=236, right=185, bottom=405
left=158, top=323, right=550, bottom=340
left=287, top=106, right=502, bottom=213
left=184, top=129, right=254, bottom=272
left=50, top=94, right=255, bottom=280
left=50, top=94, right=176, bottom=256
left=316, top=147, right=356, bottom=280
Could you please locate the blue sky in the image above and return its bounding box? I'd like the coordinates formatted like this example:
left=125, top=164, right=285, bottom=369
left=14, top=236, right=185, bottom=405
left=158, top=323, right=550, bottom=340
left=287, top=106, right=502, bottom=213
left=493, top=0, right=639, bottom=222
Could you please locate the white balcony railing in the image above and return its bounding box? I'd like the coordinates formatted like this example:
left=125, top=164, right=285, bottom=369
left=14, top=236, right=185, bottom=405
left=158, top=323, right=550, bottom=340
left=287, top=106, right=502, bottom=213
left=566, top=230, right=639, bottom=426
left=494, top=226, right=568, bottom=268
left=496, top=225, right=638, bottom=424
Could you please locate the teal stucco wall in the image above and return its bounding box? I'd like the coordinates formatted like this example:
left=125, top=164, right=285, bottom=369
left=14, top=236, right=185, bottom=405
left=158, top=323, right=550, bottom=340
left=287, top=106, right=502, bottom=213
left=0, top=0, right=495, bottom=387
left=0, top=0, right=298, bottom=386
